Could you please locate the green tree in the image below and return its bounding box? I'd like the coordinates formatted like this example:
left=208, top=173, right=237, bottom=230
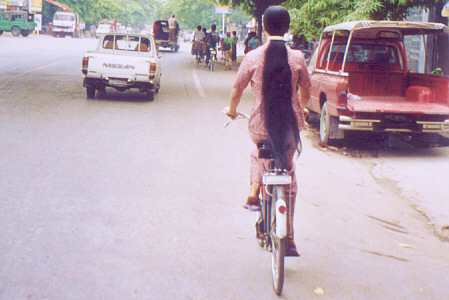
left=42, top=0, right=154, bottom=28
left=157, top=0, right=221, bottom=29
left=285, top=0, right=448, bottom=40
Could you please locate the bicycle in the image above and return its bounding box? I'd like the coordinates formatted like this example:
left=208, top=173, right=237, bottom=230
left=195, top=42, right=204, bottom=66
left=225, top=112, right=292, bottom=296
left=208, top=46, right=217, bottom=71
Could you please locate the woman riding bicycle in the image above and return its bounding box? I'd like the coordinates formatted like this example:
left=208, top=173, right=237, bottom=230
left=225, top=6, right=311, bottom=255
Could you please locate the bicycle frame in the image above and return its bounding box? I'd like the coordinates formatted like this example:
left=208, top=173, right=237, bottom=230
left=258, top=165, right=291, bottom=245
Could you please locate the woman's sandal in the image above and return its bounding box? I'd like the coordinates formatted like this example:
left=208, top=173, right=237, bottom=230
left=286, top=239, right=300, bottom=257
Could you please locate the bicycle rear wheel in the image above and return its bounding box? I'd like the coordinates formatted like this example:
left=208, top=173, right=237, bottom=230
left=271, top=235, right=285, bottom=295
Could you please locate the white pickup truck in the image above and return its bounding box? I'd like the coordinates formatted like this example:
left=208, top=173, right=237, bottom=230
left=82, top=33, right=161, bottom=100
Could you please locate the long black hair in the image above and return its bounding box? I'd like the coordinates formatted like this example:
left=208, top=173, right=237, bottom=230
left=262, top=6, right=300, bottom=168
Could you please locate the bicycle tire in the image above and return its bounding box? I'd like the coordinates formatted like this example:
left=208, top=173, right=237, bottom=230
left=271, top=185, right=285, bottom=295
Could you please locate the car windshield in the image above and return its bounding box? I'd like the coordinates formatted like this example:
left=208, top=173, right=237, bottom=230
left=98, top=24, right=110, bottom=30
left=55, top=14, right=74, bottom=21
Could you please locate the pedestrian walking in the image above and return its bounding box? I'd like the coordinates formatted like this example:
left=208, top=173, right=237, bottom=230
left=79, top=21, right=85, bottom=39
left=219, top=30, right=226, bottom=59
left=223, top=32, right=233, bottom=70
left=232, top=31, right=238, bottom=63
left=90, top=23, right=96, bottom=38
left=244, top=31, right=260, bottom=54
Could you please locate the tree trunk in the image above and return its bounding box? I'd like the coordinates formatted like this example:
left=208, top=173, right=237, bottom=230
left=252, top=0, right=286, bottom=41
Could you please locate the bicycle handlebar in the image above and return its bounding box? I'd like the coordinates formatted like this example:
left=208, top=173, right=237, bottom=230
left=223, top=111, right=250, bottom=128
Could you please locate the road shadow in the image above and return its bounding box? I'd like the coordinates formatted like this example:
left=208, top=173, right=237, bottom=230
left=87, top=89, right=155, bottom=103
left=306, top=120, right=449, bottom=158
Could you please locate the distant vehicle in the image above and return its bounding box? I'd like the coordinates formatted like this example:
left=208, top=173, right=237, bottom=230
left=82, top=33, right=161, bottom=101
left=96, top=23, right=113, bottom=36
left=183, top=30, right=194, bottom=42
left=307, top=20, right=449, bottom=145
left=153, top=20, right=179, bottom=52
left=52, top=11, right=79, bottom=38
left=0, top=10, right=35, bottom=37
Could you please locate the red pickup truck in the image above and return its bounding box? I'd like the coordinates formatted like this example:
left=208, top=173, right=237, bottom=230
left=307, top=21, right=449, bottom=144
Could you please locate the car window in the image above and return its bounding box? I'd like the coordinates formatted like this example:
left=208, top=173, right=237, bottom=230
left=348, top=44, right=399, bottom=64
left=116, top=35, right=138, bottom=51
left=308, top=46, right=318, bottom=69
left=138, top=37, right=151, bottom=52
left=324, top=42, right=400, bottom=65
left=103, top=35, right=151, bottom=52
left=328, top=44, right=346, bottom=63
left=11, top=14, right=23, bottom=21
left=103, top=35, right=115, bottom=49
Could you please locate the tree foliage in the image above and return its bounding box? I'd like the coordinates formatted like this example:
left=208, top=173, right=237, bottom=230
left=42, top=0, right=251, bottom=31
left=216, top=0, right=287, bottom=37
left=158, top=0, right=250, bottom=30
left=155, top=0, right=222, bottom=29
left=285, top=0, right=383, bottom=40
left=285, top=0, right=448, bottom=40
left=42, top=0, right=154, bottom=28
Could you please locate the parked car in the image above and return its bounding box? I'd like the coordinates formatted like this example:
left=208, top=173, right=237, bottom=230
left=95, top=23, right=113, bottom=37
left=307, top=20, right=449, bottom=144
left=81, top=33, right=161, bottom=100
left=0, top=10, right=35, bottom=37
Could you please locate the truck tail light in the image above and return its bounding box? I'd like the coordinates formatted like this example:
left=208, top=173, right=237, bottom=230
left=149, top=63, right=156, bottom=79
left=337, top=82, right=348, bottom=106
left=82, top=57, right=89, bottom=69
left=82, top=57, right=89, bottom=75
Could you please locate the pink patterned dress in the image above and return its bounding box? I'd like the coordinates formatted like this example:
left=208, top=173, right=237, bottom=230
left=233, top=42, right=311, bottom=218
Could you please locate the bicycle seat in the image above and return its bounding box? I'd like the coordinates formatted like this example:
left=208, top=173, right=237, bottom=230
left=257, top=141, right=273, bottom=159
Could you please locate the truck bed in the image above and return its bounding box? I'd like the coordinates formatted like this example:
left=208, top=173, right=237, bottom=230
left=347, top=96, right=449, bottom=115
left=347, top=71, right=449, bottom=115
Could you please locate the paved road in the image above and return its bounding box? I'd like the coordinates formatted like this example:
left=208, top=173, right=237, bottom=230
left=1, top=34, right=449, bottom=299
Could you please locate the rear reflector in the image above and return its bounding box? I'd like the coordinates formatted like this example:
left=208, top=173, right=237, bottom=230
left=278, top=205, right=286, bottom=214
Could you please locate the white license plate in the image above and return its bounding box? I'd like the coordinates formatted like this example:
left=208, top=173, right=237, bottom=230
left=262, top=174, right=291, bottom=185
left=109, top=79, right=127, bottom=86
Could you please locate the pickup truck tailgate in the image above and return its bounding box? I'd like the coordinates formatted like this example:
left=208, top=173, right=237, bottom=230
left=87, top=53, right=152, bottom=79
left=348, top=96, right=449, bottom=115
